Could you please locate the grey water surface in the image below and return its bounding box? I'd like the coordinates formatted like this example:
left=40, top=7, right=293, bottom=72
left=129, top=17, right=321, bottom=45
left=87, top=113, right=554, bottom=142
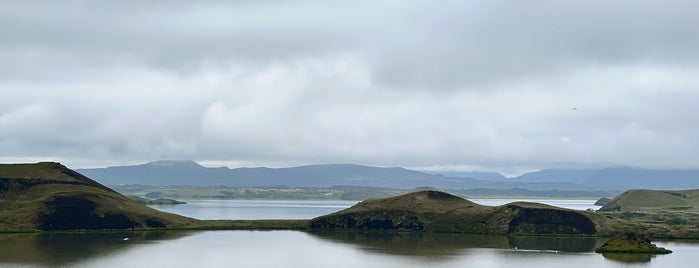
left=1, top=199, right=696, bottom=267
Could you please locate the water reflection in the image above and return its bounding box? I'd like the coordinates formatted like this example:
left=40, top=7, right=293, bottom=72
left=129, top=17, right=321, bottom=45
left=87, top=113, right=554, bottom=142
left=307, top=230, right=606, bottom=258
left=0, top=231, right=191, bottom=267
left=601, top=253, right=653, bottom=263
left=2, top=230, right=698, bottom=267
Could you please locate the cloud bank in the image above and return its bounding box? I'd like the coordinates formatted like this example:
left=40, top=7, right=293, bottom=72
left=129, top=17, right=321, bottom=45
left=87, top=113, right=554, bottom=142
left=2, top=0, right=699, bottom=173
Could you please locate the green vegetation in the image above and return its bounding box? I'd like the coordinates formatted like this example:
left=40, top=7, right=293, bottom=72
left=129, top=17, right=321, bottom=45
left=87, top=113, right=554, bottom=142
left=310, top=190, right=608, bottom=235
left=599, top=189, right=699, bottom=212
left=591, top=189, right=699, bottom=239
left=595, top=232, right=672, bottom=254
left=0, top=163, right=198, bottom=232
left=3, top=162, right=699, bottom=243
left=193, top=220, right=309, bottom=230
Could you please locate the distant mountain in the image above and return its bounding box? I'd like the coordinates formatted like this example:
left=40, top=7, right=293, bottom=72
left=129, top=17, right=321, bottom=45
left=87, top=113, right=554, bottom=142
left=584, top=167, right=699, bottom=190
left=512, top=168, right=600, bottom=183
left=77, top=161, right=699, bottom=192
left=79, top=161, right=481, bottom=189
left=511, top=167, right=699, bottom=191
left=78, top=160, right=232, bottom=185
left=419, top=170, right=507, bottom=181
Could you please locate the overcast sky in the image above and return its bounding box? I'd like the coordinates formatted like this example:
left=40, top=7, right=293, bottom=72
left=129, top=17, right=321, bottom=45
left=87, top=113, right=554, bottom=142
left=2, top=0, right=699, bottom=175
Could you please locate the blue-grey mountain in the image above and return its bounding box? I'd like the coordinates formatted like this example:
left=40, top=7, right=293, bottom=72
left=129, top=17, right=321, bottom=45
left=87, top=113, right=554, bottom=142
left=77, top=161, right=699, bottom=192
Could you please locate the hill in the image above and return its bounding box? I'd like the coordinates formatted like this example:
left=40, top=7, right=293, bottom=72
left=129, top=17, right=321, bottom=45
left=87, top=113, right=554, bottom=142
left=598, top=189, right=699, bottom=212
left=512, top=167, right=699, bottom=190
left=419, top=170, right=507, bottom=181
left=0, top=162, right=197, bottom=231
left=72, top=161, right=597, bottom=192
left=78, top=160, right=699, bottom=192
left=78, top=161, right=482, bottom=189
left=309, top=190, right=612, bottom=235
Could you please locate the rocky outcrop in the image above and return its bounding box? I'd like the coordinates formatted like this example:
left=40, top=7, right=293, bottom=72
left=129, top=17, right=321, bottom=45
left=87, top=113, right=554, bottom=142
left=595, top=197, right=611, bottom=206
left=595, top=233, right=672, bottom=254
left=505, top=203, right=596, bottom=235
left=309, top=190, right=603, bottom=235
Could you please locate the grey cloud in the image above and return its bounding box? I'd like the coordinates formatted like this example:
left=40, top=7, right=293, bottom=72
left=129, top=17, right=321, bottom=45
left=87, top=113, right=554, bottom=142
left=2, top=1, right=699, bottom=172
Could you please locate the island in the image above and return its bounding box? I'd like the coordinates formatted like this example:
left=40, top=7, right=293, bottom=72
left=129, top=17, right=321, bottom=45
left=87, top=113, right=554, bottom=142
left=595, top=232, right=672, bottom=254
left=129, top=196, right=187, bottom=205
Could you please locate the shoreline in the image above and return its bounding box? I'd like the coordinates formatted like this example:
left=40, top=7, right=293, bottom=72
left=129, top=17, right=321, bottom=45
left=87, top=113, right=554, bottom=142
left=3, top=218, right=699, bottom=241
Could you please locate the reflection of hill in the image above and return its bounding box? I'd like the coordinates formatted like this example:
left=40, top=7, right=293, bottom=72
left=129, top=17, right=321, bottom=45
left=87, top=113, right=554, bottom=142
left=506, top=236, right=602, bottom=252
left=307, top=230, right=605, bottom=258
left=602, top=253, right=653, bottom=263
left=0, top=231, right=191, bottom=266
left=308, top=230, right=508, bottom=258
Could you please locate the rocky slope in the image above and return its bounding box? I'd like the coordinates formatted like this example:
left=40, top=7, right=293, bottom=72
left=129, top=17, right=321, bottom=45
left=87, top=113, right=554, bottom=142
left=310, top=190, right=609, bottom=235
left=0, top=162, right=197, bottom=231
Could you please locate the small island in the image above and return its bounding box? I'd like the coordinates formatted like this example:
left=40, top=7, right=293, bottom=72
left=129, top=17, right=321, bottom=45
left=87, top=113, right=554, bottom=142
left=129, top=196, right=187, bottom=205
left=595, top=233, right=672, bottom=254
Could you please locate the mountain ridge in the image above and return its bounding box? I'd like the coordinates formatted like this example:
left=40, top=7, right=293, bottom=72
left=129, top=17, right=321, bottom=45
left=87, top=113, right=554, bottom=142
left=76, top=160, right=699, bottom=191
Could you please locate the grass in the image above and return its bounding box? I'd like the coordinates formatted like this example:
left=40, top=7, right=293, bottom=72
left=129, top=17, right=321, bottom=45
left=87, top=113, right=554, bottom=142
left=310, top=190, right=607, bottom=236
left=0, top=162, right=80, bottom=182
left=600, top=189, right=699, bottom=212
left=595, top=233, right=672, bottom=254
left=1, top=163, right=198, bottom=231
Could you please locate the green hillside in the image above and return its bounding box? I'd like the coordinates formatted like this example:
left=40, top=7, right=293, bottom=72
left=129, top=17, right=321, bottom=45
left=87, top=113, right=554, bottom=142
left=599, top=189, right=699, bottom=212
left=310, top=190, right=614, bottom=235
left=0, top=162, right=198, bottom=231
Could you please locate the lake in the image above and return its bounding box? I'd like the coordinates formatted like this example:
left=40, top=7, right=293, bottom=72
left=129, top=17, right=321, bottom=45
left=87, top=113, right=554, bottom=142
left=146, top=198, right=601, bottom=220
left=1, top=198, right=697, bottom=267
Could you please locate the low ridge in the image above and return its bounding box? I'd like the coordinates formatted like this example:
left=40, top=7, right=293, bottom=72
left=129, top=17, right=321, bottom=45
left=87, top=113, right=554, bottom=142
left=0, top=162, right=197, bottom=231
left=599, top=189, right=699, bottom=212
left=310, top=190, right=606, bottom=235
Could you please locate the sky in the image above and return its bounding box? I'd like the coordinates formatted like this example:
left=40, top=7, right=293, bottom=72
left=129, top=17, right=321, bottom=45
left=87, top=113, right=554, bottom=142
left=2, top=0, right=699, bottom=176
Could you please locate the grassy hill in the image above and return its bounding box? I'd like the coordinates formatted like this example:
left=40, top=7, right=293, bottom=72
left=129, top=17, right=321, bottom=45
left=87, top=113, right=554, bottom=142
left=310, top=190, right=614, bottom=235
left=0, top=162, right=198, bottom=231
left=599, top=189, right=699, bottom=212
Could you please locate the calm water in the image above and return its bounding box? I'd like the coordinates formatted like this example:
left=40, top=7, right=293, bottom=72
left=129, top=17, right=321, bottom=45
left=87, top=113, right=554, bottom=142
left=148, top=198, right=600, bottom=220
left=2, top=199, right=696, bottom=268
left=148, top=199, right=359, bottom=220
left=1, top=230, right=696, bottom=268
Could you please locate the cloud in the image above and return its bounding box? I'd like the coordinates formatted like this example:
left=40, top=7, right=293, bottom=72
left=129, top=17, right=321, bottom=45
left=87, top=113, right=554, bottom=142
left=1, top=0, right=699, bottom=172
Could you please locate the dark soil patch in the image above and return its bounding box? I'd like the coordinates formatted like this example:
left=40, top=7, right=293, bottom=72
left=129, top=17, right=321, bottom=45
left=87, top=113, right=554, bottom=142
left=507, top=206, right=596, bottom=235
left=38, top=196, right=138, bottom=230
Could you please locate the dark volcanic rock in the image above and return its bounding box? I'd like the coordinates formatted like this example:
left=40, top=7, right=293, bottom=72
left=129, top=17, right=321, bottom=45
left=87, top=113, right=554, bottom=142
left=506, top=204, right=597, bottom=235
left=38, top=195, right=137, bottom=230
left=309, top=211, right=424, bottom=230
left=595, top=197, right=612, bottom=206
left=595, top=233, right=672, bottom=254
left=310, top=190, right=604, bottom=235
